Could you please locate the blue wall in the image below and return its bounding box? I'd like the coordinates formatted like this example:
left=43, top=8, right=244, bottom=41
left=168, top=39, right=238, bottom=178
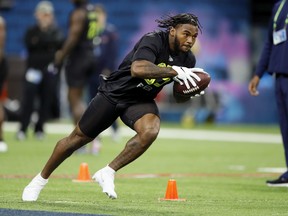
left=1, top=0, right=249, bottom=62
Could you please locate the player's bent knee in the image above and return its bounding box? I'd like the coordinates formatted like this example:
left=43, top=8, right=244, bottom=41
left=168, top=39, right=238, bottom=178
left=140, top=127, right=159, bottom=145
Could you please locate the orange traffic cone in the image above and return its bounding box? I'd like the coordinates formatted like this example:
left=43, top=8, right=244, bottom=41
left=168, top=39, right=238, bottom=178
left=159, top=179, right=186, bottom=201
left=72, top=162, right=93, bottom=182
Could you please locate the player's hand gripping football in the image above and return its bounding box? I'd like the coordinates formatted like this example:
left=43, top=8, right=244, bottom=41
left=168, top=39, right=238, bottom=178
left=172, top=66, right=203, bottom=89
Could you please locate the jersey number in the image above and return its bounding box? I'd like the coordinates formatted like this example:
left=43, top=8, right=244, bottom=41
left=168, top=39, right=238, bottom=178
left=87, top=11, right=99, bottom=39
left=144, top=78, right=171, bottom=87
left=87, top=21, right=98, bottom=39
left=144, top=63, right=171, bottom=87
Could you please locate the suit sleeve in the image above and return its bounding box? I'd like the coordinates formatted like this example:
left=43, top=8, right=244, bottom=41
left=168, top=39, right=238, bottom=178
left=254, top=3, right=277, bottom=78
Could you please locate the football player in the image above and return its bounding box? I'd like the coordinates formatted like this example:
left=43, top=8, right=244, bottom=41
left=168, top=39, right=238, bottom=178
left=22, top=13, right=204, bottom=201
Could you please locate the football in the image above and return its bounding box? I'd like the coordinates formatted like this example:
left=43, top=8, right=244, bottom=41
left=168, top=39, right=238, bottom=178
left=173, top=71, right=211, bottom=99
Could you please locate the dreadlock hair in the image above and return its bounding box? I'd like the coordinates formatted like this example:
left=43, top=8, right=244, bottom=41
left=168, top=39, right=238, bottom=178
left=156, top=13, right=202, bottom=33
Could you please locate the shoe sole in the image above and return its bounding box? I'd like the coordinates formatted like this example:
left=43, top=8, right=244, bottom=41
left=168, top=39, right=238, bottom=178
left=267, top=183, right=288, bottom=187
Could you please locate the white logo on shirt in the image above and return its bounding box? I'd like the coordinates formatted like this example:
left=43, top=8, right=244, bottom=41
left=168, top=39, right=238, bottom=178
left=137, top=83, right=144, bottom=88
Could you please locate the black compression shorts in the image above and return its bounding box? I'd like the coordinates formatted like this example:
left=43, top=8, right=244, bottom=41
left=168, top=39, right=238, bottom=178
left=65, top=50, right=97, bottom=88
left=78, top=93, right=159, bottom=138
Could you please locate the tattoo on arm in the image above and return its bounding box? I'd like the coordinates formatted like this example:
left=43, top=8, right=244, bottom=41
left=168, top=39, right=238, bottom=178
left=131, top=60, right=177, bottom=79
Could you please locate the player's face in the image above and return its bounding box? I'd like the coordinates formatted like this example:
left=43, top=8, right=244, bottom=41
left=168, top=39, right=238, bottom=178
left=170, top=24, right=198, bottom=53
left=35, top=11, right=54, bottom=29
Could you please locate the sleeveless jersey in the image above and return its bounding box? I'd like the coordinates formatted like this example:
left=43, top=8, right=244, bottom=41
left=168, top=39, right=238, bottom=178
left=70, top=4, right=98, bottom=51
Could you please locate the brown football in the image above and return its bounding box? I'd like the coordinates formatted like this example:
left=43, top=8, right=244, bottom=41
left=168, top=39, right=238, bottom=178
left=173, top=71, right=211, bottom=99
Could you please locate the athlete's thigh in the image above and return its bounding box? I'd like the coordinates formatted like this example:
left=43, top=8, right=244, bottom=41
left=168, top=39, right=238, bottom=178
left=79, top=93, right=119, bottom=138
left=120, top=100, right=160, bottom=130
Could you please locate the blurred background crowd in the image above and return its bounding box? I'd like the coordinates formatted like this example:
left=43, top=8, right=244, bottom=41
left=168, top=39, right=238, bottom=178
left=0, top=0, right=279, bottom=128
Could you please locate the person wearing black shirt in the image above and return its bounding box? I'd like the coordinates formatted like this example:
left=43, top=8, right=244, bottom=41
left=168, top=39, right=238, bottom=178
left=16, top=1, right=64, bottom=140
left=22, top=13, right=205, bottom=201
left=54, top=0, right=98, bottom=126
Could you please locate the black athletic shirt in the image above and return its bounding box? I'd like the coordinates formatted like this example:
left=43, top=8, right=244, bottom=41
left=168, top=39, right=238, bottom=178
left=24, top=25, right=64, bottom=71
left=99, top=30, right=196, bottom=104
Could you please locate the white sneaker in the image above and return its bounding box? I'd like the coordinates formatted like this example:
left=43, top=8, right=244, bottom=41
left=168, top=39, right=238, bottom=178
left=0, top=141, right=8, bottom=152
left=22, top=173, right=48, bottom=201
left=92, top=166, right=117, bottom=199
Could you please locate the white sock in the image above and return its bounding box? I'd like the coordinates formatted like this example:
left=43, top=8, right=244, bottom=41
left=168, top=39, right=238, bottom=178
left=34, top=173, right=48, bottom=185
left=106, top=165, right=116, bottom=174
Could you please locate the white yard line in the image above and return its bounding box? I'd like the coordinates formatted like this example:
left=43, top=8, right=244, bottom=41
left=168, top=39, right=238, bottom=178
left=158, top=128, right=281, bottom=144
left=4, top=122, right=282, bottom=144
left=257, top=167, right=287, bottom=173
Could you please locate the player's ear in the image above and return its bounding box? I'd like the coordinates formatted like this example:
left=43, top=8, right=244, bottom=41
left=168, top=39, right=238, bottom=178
left=169, top=27, right=176, bottom=37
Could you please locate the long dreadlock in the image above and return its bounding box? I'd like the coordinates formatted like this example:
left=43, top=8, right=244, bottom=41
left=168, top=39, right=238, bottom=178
left=156, top=13, right=202, bottom=33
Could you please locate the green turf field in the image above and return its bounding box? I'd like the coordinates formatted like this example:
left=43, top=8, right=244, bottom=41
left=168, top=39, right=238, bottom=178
left=1, top=123, right=288, bottom=216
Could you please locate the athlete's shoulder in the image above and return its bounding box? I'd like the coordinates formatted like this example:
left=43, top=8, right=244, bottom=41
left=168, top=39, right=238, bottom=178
left=144, top=30, right=167, bottom=39
left=140, top=30, right=167, bottom=46
left=71, top=4, right=87, bottom=19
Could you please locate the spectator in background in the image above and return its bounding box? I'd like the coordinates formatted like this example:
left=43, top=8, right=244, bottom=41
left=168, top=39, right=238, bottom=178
left=88, top=4, right=120, bottom=149
left=16, top=1, right=64, bottom=140
left=52, top=0, right=99, bottom=154
left=248, top=0, right=288, bottom=186
left=53, top=0, right=98, bottom=126
left=0, top=15, right=8, bottom=152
